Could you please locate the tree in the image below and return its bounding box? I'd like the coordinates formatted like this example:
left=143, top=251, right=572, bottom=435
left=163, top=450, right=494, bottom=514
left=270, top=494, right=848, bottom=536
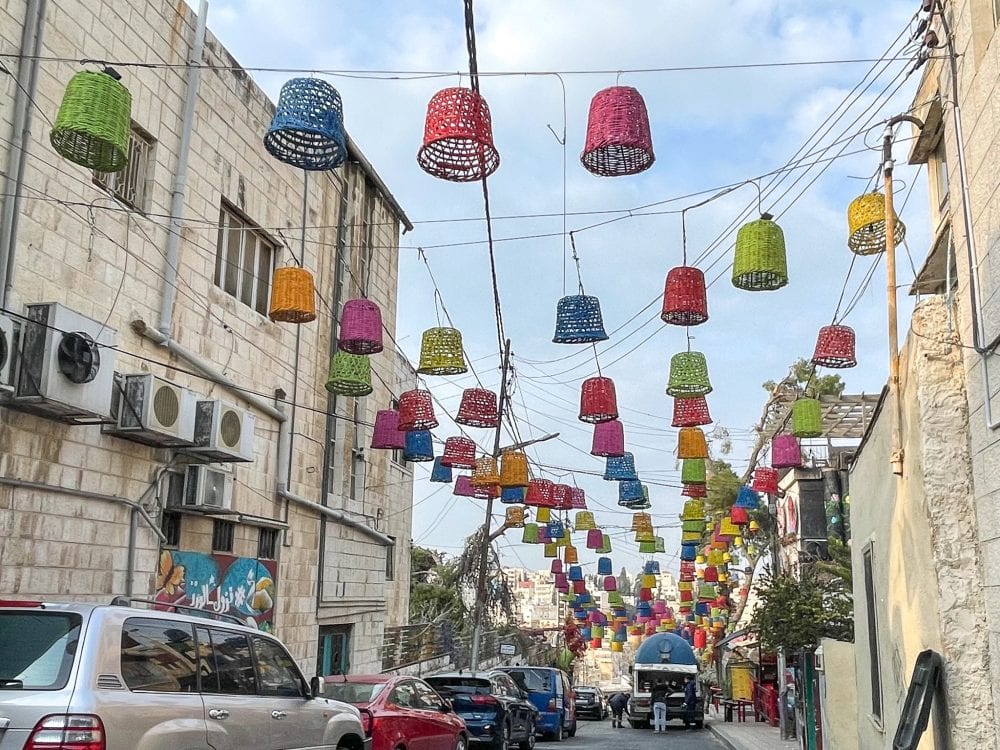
left=410, top=546, right=440, bottom=582
left=706, top=459, right=740, bottom=518
left=750, top=569, right=853, bottom=653
left=763, top=357, right=845, bottom=400
left=409, top=550, right=467, bottom=627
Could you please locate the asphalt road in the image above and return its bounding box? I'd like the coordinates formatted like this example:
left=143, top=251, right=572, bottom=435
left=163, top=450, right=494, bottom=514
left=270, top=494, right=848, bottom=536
left=551, top=716, right=724, bottom=749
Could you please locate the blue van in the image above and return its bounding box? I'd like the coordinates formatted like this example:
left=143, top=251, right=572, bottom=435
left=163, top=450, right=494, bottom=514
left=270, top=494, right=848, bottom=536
left=498, top=666, right=577, bottom=740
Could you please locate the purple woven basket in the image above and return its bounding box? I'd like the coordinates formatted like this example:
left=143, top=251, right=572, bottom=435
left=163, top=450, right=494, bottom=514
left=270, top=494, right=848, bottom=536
left=771, top=434, right=802, bottom=468
left=371, top=409, right=405, bottom=449
left=591, top=419, right=626, bottom=457
left=338, top=299, right=384, bottom=354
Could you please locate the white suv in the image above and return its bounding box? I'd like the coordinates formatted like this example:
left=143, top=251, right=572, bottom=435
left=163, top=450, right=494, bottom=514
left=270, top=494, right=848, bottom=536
left=0, top=599, right=370, bottom=750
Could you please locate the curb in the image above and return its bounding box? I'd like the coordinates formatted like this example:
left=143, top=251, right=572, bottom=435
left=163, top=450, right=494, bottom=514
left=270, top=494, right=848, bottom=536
left=708, top=722, right=740, bottom=750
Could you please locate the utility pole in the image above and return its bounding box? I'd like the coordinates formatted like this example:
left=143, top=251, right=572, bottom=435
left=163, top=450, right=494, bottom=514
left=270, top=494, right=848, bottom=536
left=470, top=338, right=512, bottom=672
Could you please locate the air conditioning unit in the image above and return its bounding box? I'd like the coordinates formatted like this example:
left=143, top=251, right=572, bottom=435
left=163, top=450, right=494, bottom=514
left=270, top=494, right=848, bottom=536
left=106, top=373, right=198, bottom=447
left=11, top=302, right=117, bottom=423
left=0, top=313, right=19, bottom=395
left=182, top=464, right=233, bottom=510
left=185, top=399, right=256, bottom=462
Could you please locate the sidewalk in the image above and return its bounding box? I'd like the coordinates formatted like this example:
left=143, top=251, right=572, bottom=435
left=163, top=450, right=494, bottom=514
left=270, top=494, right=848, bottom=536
left=707, top=707, right=799, bottom=750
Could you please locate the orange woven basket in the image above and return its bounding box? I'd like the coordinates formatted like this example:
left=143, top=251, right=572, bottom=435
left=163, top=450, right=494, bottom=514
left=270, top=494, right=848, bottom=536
left=269, top=267, right=317, bottom=323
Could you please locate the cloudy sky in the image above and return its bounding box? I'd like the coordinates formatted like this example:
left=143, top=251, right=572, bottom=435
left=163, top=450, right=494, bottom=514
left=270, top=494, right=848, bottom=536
left=207, top=0, right=929, bottom=572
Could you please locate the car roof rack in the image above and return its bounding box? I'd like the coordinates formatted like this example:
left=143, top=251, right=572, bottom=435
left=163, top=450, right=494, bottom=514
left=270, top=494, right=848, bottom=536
left=109, top=596, right=256, bottom=629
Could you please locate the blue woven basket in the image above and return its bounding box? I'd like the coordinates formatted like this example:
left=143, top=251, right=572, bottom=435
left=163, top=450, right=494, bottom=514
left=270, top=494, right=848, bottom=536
left=403, top=430, right=434, bottom=462
left=618, top=479, right=644, bottom=503
left=680, top=543, right=698, bottom=562
left=547, top=520, right=565, bottom=538
left=553, top=294, right=610, bottom=344
left=597, top=557, right=613, bottom=576
left=500, top=486, right=527, bottom=504
left=430, top=457, right=453, bottom=483
left=264, top=78, right=347, bottom=170
left=644, top=560, right=661, bottom=575
left=604, top=452, right=638, bottom=481
left=734, top=485, right=760, bottom=510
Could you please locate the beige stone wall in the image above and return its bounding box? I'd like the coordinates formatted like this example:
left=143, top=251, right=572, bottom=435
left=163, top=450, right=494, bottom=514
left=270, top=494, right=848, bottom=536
left=818, top=639, right=859, bottom=750
left=0, top=0, right=409, bottom=674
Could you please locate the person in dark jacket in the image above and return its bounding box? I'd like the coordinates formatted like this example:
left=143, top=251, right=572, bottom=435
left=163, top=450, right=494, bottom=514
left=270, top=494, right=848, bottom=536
left=609, top=691, right=629, bottom=728
left=651, top=678, right=669, bottom=733
left=684, top=675, right=698, bottom=728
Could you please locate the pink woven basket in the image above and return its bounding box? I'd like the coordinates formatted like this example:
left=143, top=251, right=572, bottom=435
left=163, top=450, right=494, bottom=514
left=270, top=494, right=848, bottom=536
left=371, top=409, right=405, bottom=450
left=580, top=86, right=655, bottom=177
left=338, top=299, right=383, bottom=354
left=812, top=324, right=857, bottom=369
left=672, top=396, right=712, bottom=428
left=591, top=419, right=625, bottom=457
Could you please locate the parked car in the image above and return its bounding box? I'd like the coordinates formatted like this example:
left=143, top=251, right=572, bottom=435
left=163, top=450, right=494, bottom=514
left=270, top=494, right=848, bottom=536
left=322, top=674, right=468, bottom=750
left=573, top=686, right=607, bottom=720
left=0, top=598, right=370, bottom=750
left=496, top=667, right=577, bottom=741
left=424, top=671, right=538, bottom=750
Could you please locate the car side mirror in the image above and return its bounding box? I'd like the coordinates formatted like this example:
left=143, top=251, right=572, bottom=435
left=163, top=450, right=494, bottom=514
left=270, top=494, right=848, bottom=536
left=309, top=675, right=321, bottom=699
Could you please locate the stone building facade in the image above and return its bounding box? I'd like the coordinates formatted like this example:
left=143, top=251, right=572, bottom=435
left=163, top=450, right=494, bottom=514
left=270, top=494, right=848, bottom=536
left=0, top=0, right=412, bottom=675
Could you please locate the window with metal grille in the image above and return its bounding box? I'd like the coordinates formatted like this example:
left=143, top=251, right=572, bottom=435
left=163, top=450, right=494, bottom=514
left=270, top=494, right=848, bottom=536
left=385, top=537, right=395, bottom=580
left=160, top=512, right=181, bottom=548
left=863, top=544, right=882, bottom=724
left=94, top=125, right=154, bottom=211
left=212, top=519, right=235, bottom=553
left=214, top=202, right=276, bottom=316
left=257, top=528, right=278, bottom=560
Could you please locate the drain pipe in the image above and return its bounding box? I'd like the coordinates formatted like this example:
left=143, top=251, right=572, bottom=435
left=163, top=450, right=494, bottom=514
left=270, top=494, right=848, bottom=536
left=0, top=0, right=47, bottom=306
left=279, top=489, right=393, bottom=546
left=158, top=0, right=208, bottom=336
left=936, top=3, right=1000, bottom=429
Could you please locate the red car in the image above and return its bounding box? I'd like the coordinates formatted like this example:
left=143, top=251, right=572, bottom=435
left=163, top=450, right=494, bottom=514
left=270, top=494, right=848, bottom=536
left=323, top=674, right=470, bottom=750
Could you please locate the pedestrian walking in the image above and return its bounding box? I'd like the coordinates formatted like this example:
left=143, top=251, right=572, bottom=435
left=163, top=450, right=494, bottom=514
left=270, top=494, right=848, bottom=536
left=684, top=675, right=697, bottom=728
left=609, top=690, right=629, bottom=728
left=651, top=678, right=669, bottom=733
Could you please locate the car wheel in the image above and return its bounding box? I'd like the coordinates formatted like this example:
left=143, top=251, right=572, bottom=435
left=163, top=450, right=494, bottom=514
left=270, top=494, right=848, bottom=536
left=518, top=719, right=536, bottom=750
left=456, top=733, right=469, bottom=750
left=567, top=720, right=576, bottom=738
left=494, top=721, right=510, bottom=750
left=549, top=719, right=563, bottom=742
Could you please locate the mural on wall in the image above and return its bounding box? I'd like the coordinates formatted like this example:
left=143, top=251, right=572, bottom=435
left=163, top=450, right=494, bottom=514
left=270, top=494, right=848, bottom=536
left=154, top=550, right=277, bottom=631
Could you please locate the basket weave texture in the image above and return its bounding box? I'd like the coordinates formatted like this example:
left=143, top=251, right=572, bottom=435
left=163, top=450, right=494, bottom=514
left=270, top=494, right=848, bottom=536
left=681, top=499, right=705, bottom=520
left=456, top=388, right=498, bottom=428
left=570, top=487, right=587, bottom=509
left=521, top=523, right=540, bottom=543
left=662, top=266, right=709, bottom=325
left=269, top=267, right=317, bottom=323
left=791, top=398, right=823, bottom=438
left=848, top=192, right=905, bottom=255
left=672, top=395, right=712, bottom=427
left=580, top=86, right=655, bottom=176
left=398, top=389, right=438, bottom=431
left=575, top=511, right=597, bottom=530
left=812, top=324, right=857, bottom=368
left=604, top=452, right=638, bottom=481
left=324, top=351, right=372, bottom=396
left=403, top=430, right=434, bottom=462
left=591, top=419, right=625, bottom=457
left=338, top=299, right=383, bottom=354
left=771, top=434, right=802, bottom=468
left=430, top=457, right=452, bottom=483
left=733, top=215, right=789, bottom=291
left=471, top=456, right=501, bottom=487
left=51, top=71, right=132, bottom=172
left=751, top=467, right=779, bottom=494
left=264, top=78, right=347, bottom=170
left=553, top=295, right=609, bottom=344
left=580, top=376, right=619, bottom=424
left=440, top=436, right=477, bottom=469
left=678, top=427, right=709, bottom=459
left=666, top=352, right=712, bottom=397
left=524, top=478, right=555, bottom=508
left=417, top=327, right=468, bottom=375
left=417, top=87, right=499, bottom=182
left=682, top=483, right=707, bottom=497
left=500, top=487, right=526, bottom=505
left=619, top=479, right=644, bottom=503
left=681, top=458, right=707, bottom=485
left=499, top=450, right=529, bottom=488
left=371, top=409, right=405, bottom=450
left=505, top=506, right=526, bottom=527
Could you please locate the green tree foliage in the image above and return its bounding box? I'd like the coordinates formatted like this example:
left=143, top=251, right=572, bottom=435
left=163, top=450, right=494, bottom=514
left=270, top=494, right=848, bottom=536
left=750, top=568, right=854, bottom=653
left=409, top=547, right=467, bottom=627
left=706, top=459, right=741, bottom=517
left=763, top=358, right=846, bottom=399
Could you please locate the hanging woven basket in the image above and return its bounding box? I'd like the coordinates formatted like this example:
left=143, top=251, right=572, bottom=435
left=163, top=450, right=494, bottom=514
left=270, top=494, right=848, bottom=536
left=666, top=351, right=712, bottom=397
left=580, top=86, right=655, bottom=177
left=580, top=376, right=618, bottom=423
left=440, top=436, right=477, bottom=469
left=661, top=266, right=709, bottom=325
left=398, top=389, right=438, bottom=431
left=552, top=484, right=573, bottom=510
left=455, top=388, right=499, bottom=428
left=681, top=499, right=705, bottom=520
left=812, top=324, right=857, bottom=368
left=597, top=557, right=613, bottom=576
left=269, top=267, right=317, bottom=323
left=536, top=507, right=552, bottom=524
left=453, top=475, right=477, bottom=497
left=604, top=452, right=638, bottom=481
left=730, top=506, right=750, bottom=526
left=417, top=87, right=500, bottom=182
left=417, top=327, right=468, bottom=375
left=735, top=485, right=761, bottom=510
left=50, top=70, right=132, bottom=172
left=598, top=534, right=612, bottom=554
left=324, top=351, right=373, bottom=396
left=591, top=419, right=625, bottom=457
left=553, top=295, right=610, bottom=344
left=430, top=457, right=453, bottom=483
left=732, top=213, right=789, bottom=291
left=575, top=511, right=597, bottom=531
left=338, top=299, right=383, bottom=354
left=570, top=487, right=587, bottom=509
left=403, top=430, right=434, bottom=462
left=682, top=483, right=707, bottom=498
left=672, top=396, right=712, bottom=427
left=771, top=433, right=802, bottom=468
left=371, top=409, right=405, bottom=450
left=678, top=427, right=709, bottom=459
left=499, top=450, right=530, bottom=488
left=264, top=78, right=347, bottom=170
left=522, top=523, right=540, bottom=544
left=471, top=456, right=501, bottom=487
left=504, top=506, right=526, bottom=528
left=619, top=479, right=644, bottom=504
left=524, top=478, right=555, bottom=508
left=501, top=486, right=527, bottom=505
left=564, top=546, right=579, bottom=565
left=751, top=467, right=779, bottom=494
left=847, top=192, right=905, bottom=256
left=681, top=458, right=707, bottom=485
left=791, top=398, right=823, bottom=438
left=631, top=513, right=653, bottom=532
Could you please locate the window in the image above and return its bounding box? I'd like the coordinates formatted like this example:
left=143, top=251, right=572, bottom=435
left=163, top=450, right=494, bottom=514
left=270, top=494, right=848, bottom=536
left=120, top=618, right=198, bottom=693
left=257, top=528, right=278, bottom=560
left=201, top=629, right=256, bottom=695
left=214, top=202, right=276, bottom=316
left=212, top=519, right=235, bottom=553
left=862, top=544, right=882, bottom=723
left=932, top=139, right=949, bottom=213
left=317, top=625, right=351, bottom=676
left=390, top=680, right=419, bottom=708
left=0, top=611, right=81, bottom=690
left=252, top=637, right=304, bottom=697
left=413, top=680, right=445, bottom=710
left=385, top=537, right=396, bottom=581
left=94, top=125, right=154, bottom=210
left=161, top=512, right=181, bottom=548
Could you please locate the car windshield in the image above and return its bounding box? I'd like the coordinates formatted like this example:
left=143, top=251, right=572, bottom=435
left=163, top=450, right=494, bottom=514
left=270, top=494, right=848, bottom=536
left=504, top=668, right=553, bottom=692
left=425, top=677, right=491, bottom=696
left=322, top=681, right=386, bottom=704
left=0, top=612, right=82, bottom=690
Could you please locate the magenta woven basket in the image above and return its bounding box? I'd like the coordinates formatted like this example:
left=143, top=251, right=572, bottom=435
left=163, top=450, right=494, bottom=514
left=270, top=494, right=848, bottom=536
left=371, top=409, right=405, bottom=450
left=338, top=299, right=384, bottom=354
left=672, top=396, right=712, bottom=427
left=440, top=436, right=477, bottom=469
left=591, top=419, right=625, bottom=457
left=579, top=376, right=618, bottom=424
left=580, top=86, right=655, bottom=177
left=417, top=87, right=500, bottom=182
left=398, top=389, right=438, bottom=431
left=570, top=487, right=587, bottom=509
left=771, top=434, right=802, bottom=468
left=661, top=266, right=709, bottom=326
left=812, top=324, right=857, bottom=369
left=456, top=387, right=499, bottom=428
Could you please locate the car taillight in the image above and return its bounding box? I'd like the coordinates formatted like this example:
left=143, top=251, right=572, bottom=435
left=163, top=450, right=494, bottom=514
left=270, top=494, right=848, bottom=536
left=470, top=694, right=499, bottom=706
left=547, top=698, right=558, bottom=711
left=25, top=715, right=106, bottom=750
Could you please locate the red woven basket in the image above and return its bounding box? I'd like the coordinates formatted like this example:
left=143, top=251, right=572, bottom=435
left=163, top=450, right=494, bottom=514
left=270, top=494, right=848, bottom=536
left=812, top=324, right=857, bottom=368
left=661, top=266, right=708, bottom=326
left=579, top=376, right=618, bottom=424
left=580, top=86, right=655, bottom=177
left=417, top=87, right=500, bottom=182
left=456, top=387, right=499, bottom=428
left=440, top=436, right=477, bottom=469
left=397, top=389, right=438, bottom=431
left=672, top=396, right=712, bottom=428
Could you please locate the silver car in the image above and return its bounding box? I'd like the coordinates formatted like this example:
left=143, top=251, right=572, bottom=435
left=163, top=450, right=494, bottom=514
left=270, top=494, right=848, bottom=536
left=0, top=599, right=370, bottom=750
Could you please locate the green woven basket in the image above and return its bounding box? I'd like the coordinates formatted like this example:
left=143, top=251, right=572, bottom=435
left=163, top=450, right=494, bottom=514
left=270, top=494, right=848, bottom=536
left=682, top=519, right=705, bottom=533
left=681, top=458, right=706, bottom=485
left=597, top=533, right=612, bottom=554
left=666, top=351, right=712, bottom=397
left=791, top=398, right=823, bottom=438
left=325, top=351, right=373, bottom=396
left=50, top=71, right=132, bottom=172
left=732, top=213, right=789, bottom=291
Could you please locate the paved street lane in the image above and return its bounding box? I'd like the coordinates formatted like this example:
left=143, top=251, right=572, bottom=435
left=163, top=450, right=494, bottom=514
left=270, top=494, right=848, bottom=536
left=553, top=717, right=724, bottom=750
